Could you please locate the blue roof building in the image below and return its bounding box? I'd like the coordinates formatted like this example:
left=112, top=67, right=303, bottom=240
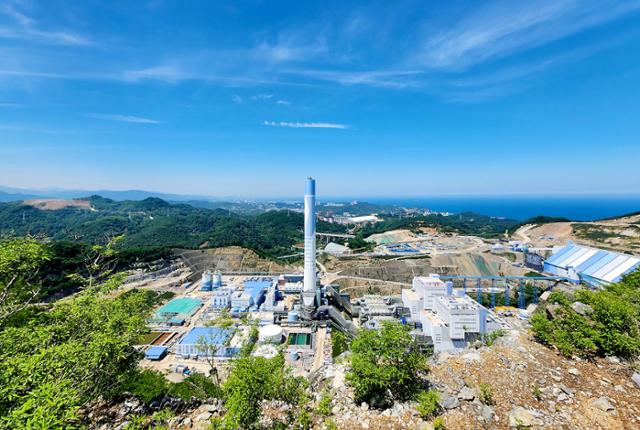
left=544, top=242, right=640, bottom=287
left=178, top=327, right=234, bottom=358
left=145, top=346, right=168, bottom=361
left=243, top=279, right=272, bottom=308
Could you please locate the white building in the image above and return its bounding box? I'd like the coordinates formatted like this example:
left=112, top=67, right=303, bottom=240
left=230, top=291, right=252, bottom=310
left=211, top=287, right=232, bottom=309
left=402, top=275, right=497, bottom=353
left=413, top=274, right=451, bottom=310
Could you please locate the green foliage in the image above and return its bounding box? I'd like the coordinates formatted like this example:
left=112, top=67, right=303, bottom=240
left=479, top=383, right=494, bottom=406
left=0, top=237, right=49, bottom=324
left=0, top=275, right=154, bottom=428
left=433, top=416, right=446, bottom=430
left=347, top=321, right=427, bottom=407
left=119, top=370, right=222, bottom=404
left=324, top=418, right=338, bottom=430
left=482, top=329, right=506, bottom=346
left=532, top=386, right=542, bottom=401
left=0, top=198, right=346, bottom=259
left=415, top=390, right=440, bottom=420
left=358, top=212, right=519, bottom=239
left=222, top=354, right=306, bottom=429
left=315, top=391, right=332, bottom=416
left=347, top=234, right=374, bottom=252
left=532, top=271, right=640, bottom=359
left=331, top=330, right=350, bottom=358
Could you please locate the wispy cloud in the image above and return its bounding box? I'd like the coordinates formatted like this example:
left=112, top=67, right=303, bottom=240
left=276, top=100, right=291, bottom=105
left=263, top=121, right=348, bottom=129
left=232, top=94, right=243, bottom=104
left=0, top=3, right=91, bottom=46
left=289, top=69, right=425, bottom=89
left=417, top=0, right=640, bottom=70
left=88, top=114, right=159, bottom=124
left=0, top=102, right=24, bottom=108
left=251, top=93, right=274, bottom=101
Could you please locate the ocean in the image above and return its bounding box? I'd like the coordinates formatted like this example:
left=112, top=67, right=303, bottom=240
left=363, top=195, right=640, bottom=222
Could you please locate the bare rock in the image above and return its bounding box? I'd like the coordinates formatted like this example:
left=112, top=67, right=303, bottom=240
left=439, top=394, right=459, bottom=410
left=591, top=396, right=615, bottom=412
left=508, top=406, right=544, bottom=428
left=458, top=386, right=477, bottom=401
left=570, top=301, right=593, bottom=316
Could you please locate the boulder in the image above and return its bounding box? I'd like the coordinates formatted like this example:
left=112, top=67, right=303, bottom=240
left=567, top=368, right=580, bottom=376
left=458, top=386, right=476, bottom=401
left=591, top=396, right=615, bottom=412
left=559, top=384, right=574, bottom=397
left=632, top=372, right=640, bottom=388
left=508, top=406, right=543, bottom=428
left=481, top=405, right=495, bottom=422
left=570, top=301, right=593, bottom=316
left=545, top=304, right=562, bottom=319
left=439, top=395, right=459, bottom=410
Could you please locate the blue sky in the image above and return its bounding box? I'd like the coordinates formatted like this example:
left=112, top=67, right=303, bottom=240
left=1, top=0, right=640, bottom=198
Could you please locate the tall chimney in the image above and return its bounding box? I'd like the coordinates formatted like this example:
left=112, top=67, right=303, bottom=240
left=302, top=177, right=317, bottom=307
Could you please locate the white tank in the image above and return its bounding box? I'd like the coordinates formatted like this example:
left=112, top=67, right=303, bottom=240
left=258, top=324, right=283, bottom=344
left=213, top=271, right=222, bottom=287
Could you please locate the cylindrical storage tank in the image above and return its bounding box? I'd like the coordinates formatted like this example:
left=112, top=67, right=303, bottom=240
left=213, top=271, right=222, bottom=288
left=287, top=311, right=299, bottom=322
left=258, top=324, right=283, bottom=344
left=201, top=271, right=213, bottom=291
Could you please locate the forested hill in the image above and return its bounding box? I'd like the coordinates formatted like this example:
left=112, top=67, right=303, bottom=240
left=0, top=196, right=345, bottom=258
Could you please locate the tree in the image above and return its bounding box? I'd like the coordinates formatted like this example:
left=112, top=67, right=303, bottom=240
left=347, top=321, right=427, bottom=406
left=0, top=237, right=49, bottom=326
left=223, top=354, right=306, bottom=429
left=0, top=270, right=155, bottom=428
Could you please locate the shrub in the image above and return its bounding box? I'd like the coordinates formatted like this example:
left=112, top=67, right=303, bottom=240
left=347, top=321, right=427, bottom=407
left=415, top=390, right=440, bottom=419
left=316, top=391, right=332, bottom=416
left=331, top=330, right=350, bottom=358
left=433, top=416, right=446, bottom=430
left=479, top=383, right=494, bottom=405
left=531, top=272, right=640, bottom=359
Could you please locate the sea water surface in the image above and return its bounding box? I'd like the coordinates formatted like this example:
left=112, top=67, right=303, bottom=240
left=363, top=195, right=640, bottom=221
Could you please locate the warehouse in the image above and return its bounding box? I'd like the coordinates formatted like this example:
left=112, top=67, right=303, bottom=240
left=151, top=297, right=203, bottom=325
left=544, top=242, right=640, bottom=287
left=177, top=327, right=234, bottom=358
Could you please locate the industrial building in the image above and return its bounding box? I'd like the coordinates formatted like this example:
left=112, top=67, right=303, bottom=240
left=177, top=327, right=235, bottom=358
left=211, top=287, right=232, bottom=309
left=151, top=297, right=203, bottom=325
left=544, top=242, right=640, bottom=287
left=145, top=346, right=168, bottom=361
left=402, top=274, right=499, bottom=352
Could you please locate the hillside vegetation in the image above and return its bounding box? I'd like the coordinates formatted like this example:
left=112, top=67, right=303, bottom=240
left=358, top=211, right=518, bottom=238
left=532, top=270, right=640, bottom=359
left=0, top=196, right=345, bottom=259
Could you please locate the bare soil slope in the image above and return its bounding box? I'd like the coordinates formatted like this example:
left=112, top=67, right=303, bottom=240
left=23, top=198, right=92, bottom=210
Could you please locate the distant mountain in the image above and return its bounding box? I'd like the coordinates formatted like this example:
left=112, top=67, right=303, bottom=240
left=0, top=190, right=44, bottom=202
left=0, top=185, right=214, bottom=202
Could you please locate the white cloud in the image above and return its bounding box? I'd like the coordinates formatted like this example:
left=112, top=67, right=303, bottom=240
left=0, top=3, right=91, bottom=46
left=417, top=0, right=640, bottom=70
left=276, top=100, right=291, bottom=105
left=263, top=121, right=347, bottom=129
left=232, top=94, right=243, bottom=104
left=251, top=93, right=274, bottom=100
left=88, top=114, right=159, bottom=124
